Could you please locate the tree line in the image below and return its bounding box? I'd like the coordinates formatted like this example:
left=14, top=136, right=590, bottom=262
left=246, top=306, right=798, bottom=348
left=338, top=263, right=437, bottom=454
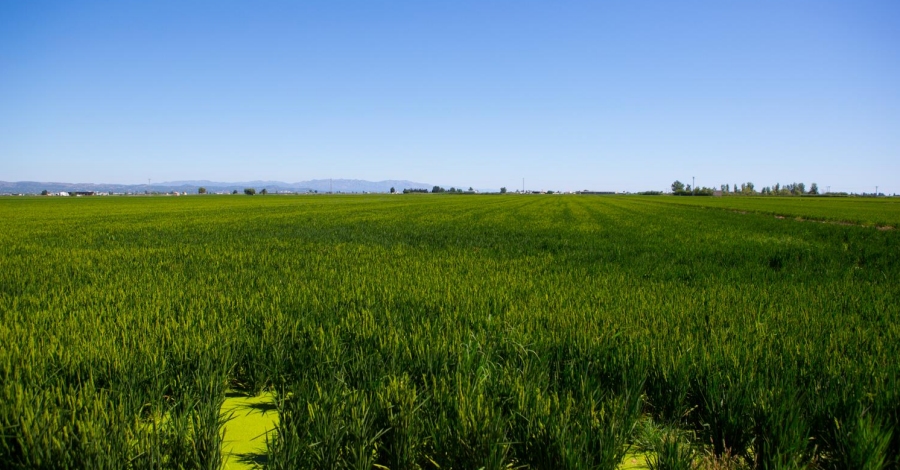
left=401, top=186, right=478, bottom=194
left=671, top=180, right=822, bottom=196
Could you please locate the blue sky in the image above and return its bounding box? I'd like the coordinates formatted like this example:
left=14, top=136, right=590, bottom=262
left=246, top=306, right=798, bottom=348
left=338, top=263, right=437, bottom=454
left=2, top=0, right=898, bottom=193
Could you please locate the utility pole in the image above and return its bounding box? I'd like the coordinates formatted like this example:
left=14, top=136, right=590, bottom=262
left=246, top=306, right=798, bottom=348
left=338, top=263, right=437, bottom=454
left=692, top=176, right=695, bottom=195
left=876, top=186, right=879, bottom=197
left=522, top=178, right=525, bottom=193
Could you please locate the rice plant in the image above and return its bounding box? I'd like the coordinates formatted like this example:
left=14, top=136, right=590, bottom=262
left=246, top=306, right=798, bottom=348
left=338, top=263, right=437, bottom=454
left=0, top=193, right=897, bottom=468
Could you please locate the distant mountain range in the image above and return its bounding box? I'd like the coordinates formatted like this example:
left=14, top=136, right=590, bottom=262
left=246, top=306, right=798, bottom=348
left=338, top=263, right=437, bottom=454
left=0, top=179, right=435, bottom=195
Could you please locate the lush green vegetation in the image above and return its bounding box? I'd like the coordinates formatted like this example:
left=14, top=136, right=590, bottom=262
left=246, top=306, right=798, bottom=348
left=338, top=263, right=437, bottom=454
left=654, top=195, right=900, bottom=228
left=1, top=194, right=898, bottom=469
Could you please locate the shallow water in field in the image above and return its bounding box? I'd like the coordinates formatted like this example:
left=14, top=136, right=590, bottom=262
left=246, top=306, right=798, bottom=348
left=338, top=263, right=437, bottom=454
left=618, top=453, right=651, bottom=469
left=221, top=392, right=278, bottom=469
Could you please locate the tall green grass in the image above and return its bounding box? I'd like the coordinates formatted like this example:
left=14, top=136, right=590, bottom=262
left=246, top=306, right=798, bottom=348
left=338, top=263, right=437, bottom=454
left=0, top=194, right=897, bottom=468
left=651, top=194, right=900, bottom=227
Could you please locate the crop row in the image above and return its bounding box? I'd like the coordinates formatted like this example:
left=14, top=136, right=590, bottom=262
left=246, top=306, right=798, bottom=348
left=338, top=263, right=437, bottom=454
left=651, top=194, right=900, bottom=227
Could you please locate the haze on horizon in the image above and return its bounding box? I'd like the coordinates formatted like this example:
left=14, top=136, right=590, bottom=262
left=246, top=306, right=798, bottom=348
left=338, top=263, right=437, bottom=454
left=2, top=1, right=898, bottom=194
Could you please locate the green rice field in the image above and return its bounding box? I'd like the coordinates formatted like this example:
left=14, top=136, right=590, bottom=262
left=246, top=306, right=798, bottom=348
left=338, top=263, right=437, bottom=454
left=1, top=194, right=898, bottom=469
left=659, top=195, right=900, bottom=228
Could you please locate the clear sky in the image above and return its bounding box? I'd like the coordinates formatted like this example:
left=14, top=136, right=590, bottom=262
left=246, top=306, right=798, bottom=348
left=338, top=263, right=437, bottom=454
left=2, top=0, right=898, bottom=193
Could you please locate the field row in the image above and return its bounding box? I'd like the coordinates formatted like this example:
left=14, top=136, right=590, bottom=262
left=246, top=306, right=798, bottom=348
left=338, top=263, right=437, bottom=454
left=651, top=194, right=900, bottom=227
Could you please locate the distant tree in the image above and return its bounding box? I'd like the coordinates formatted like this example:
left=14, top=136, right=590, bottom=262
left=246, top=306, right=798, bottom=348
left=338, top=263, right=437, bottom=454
left=774, top=183, right=781, bottom=194
left=671, top=180, right=685, bottom=193
left=244, top=188, right=256, bottom=195
left=232, top=189, right=239, bottom=195
left=500, top=187, right=507, bottom=194
left=260, top=188, right=268, bottom=195
left=685, top=184, right=692, bottom=193
left=547, top=190, right=554, bottom=194
left=809, top=182, right=819, bottom=195
left=721, top=184, right=728, bottom=193
left=795, top=182, right=805, bottom=195
left=41, top=189, right=48, bottom=196
left=468, top=187, right=474, bottom=192
left=198, top=187, right=207, bottom=194
left=432, top=186, right=444, bottom=193
left=390, top=187, right=396, bottom=194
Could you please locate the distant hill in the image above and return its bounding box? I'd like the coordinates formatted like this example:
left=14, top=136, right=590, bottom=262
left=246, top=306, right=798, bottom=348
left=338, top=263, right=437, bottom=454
left=0, top=179, right=434, bottom=195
